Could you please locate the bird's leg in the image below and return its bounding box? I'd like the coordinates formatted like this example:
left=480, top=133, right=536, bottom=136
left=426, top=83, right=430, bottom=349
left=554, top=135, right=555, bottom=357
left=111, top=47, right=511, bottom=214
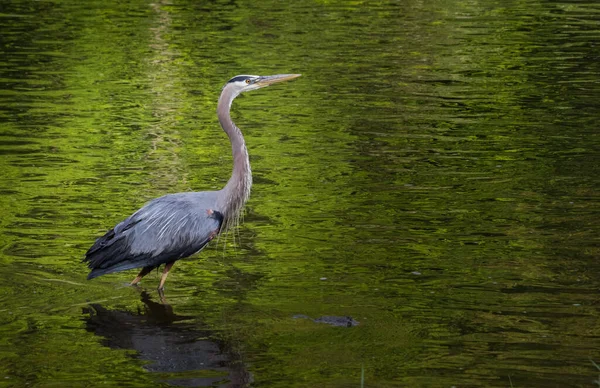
left=158, top=261, right=175, bottom=290
left=157, top=288, right=167, bottom=304
left=131, top=266, right=154, bottom=286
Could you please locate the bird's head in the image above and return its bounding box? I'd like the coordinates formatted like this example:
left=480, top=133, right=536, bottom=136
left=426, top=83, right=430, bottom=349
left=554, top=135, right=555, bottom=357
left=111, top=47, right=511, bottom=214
left=224, top=74, right=301, bottom=95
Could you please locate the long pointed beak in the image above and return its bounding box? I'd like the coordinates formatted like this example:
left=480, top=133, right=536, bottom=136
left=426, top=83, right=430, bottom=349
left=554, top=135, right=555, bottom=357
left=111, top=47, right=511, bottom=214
left=255, top=74, right=301, bottom=88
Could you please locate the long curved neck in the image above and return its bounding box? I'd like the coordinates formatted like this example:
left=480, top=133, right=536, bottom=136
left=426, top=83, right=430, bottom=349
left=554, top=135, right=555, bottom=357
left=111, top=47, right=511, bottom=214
left=216, top=85, right=252, bottom=223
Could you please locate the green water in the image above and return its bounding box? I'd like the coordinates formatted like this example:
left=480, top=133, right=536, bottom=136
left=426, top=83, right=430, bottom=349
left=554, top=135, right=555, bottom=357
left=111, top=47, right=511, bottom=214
left=1, top=0, right=599, bottom=387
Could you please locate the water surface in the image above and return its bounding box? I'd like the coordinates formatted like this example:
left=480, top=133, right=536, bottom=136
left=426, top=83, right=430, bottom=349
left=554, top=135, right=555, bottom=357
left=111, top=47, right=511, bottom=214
left=1, top=0, right=599, bottom=387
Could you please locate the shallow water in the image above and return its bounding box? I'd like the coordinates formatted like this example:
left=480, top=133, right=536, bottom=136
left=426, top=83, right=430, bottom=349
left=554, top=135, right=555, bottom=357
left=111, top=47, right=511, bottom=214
left=1, top=0, right=599, bottom=387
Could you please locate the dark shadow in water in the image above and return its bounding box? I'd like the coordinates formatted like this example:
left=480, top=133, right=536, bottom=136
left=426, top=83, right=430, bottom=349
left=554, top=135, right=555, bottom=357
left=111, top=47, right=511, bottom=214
left=82, top=291, right=251, bottom=387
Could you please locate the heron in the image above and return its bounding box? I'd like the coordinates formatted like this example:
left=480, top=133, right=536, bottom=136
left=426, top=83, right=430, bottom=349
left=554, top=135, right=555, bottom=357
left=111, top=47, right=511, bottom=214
left=84, top=74, right=301, bottom=290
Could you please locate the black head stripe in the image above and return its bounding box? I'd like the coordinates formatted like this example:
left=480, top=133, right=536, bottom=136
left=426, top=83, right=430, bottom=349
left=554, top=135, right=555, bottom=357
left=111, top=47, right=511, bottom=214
left=228, top=75, right=251, bottom=84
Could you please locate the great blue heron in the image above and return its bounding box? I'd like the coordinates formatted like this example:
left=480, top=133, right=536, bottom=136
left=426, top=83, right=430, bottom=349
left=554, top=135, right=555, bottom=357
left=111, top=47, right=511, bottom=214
left=84, top=74, right=301, bottom=290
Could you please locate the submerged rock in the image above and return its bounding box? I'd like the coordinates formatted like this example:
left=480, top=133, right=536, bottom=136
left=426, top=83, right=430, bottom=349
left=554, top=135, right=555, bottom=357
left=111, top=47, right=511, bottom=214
left=293, top=314, right=359, bottom=327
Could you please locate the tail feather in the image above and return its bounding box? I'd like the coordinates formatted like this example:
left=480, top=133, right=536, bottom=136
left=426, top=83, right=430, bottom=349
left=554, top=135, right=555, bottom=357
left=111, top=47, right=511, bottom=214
left=84, top=224, right=139, bottom=275
left=87, top=260, right=148, bottom=280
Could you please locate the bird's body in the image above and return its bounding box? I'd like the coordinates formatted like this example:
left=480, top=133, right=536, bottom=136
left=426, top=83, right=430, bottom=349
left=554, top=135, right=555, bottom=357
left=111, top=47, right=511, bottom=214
left=84, top=74, right=300, bottom=289
left=85, top=192, right=222, bottom=280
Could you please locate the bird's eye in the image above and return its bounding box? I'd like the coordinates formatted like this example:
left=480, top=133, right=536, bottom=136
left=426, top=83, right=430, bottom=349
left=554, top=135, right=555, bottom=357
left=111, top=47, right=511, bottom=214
left=245, top=79, right=251, bottom=84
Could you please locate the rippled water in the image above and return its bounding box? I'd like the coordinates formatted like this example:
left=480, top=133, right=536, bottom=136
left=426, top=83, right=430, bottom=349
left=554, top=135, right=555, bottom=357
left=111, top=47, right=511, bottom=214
left=1, top=0, right=599, bottom=387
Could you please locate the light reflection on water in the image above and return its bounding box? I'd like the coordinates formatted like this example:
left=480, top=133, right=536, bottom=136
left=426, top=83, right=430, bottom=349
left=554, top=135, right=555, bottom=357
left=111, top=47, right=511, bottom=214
left=0, top=0, right=599, bottom=387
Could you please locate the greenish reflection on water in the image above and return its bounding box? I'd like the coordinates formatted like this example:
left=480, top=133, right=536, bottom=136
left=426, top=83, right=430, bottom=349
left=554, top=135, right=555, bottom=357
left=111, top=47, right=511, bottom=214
left=1, top=0, right=599, bottom=386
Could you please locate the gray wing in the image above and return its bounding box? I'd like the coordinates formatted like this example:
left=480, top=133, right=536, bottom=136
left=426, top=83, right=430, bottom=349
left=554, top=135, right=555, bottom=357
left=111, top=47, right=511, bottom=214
left=85, top=193, right=223, bottom=279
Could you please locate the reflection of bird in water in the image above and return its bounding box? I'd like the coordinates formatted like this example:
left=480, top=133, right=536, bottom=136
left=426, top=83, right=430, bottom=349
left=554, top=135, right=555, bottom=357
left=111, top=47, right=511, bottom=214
left=83, top=291, right=252, bottom=387
left=84, top=74, right=301, bottom=290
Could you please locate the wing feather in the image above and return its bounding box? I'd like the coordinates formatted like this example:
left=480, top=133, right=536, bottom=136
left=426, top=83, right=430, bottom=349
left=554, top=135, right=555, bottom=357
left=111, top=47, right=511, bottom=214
left=84, top=194, right=223, bottom=279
